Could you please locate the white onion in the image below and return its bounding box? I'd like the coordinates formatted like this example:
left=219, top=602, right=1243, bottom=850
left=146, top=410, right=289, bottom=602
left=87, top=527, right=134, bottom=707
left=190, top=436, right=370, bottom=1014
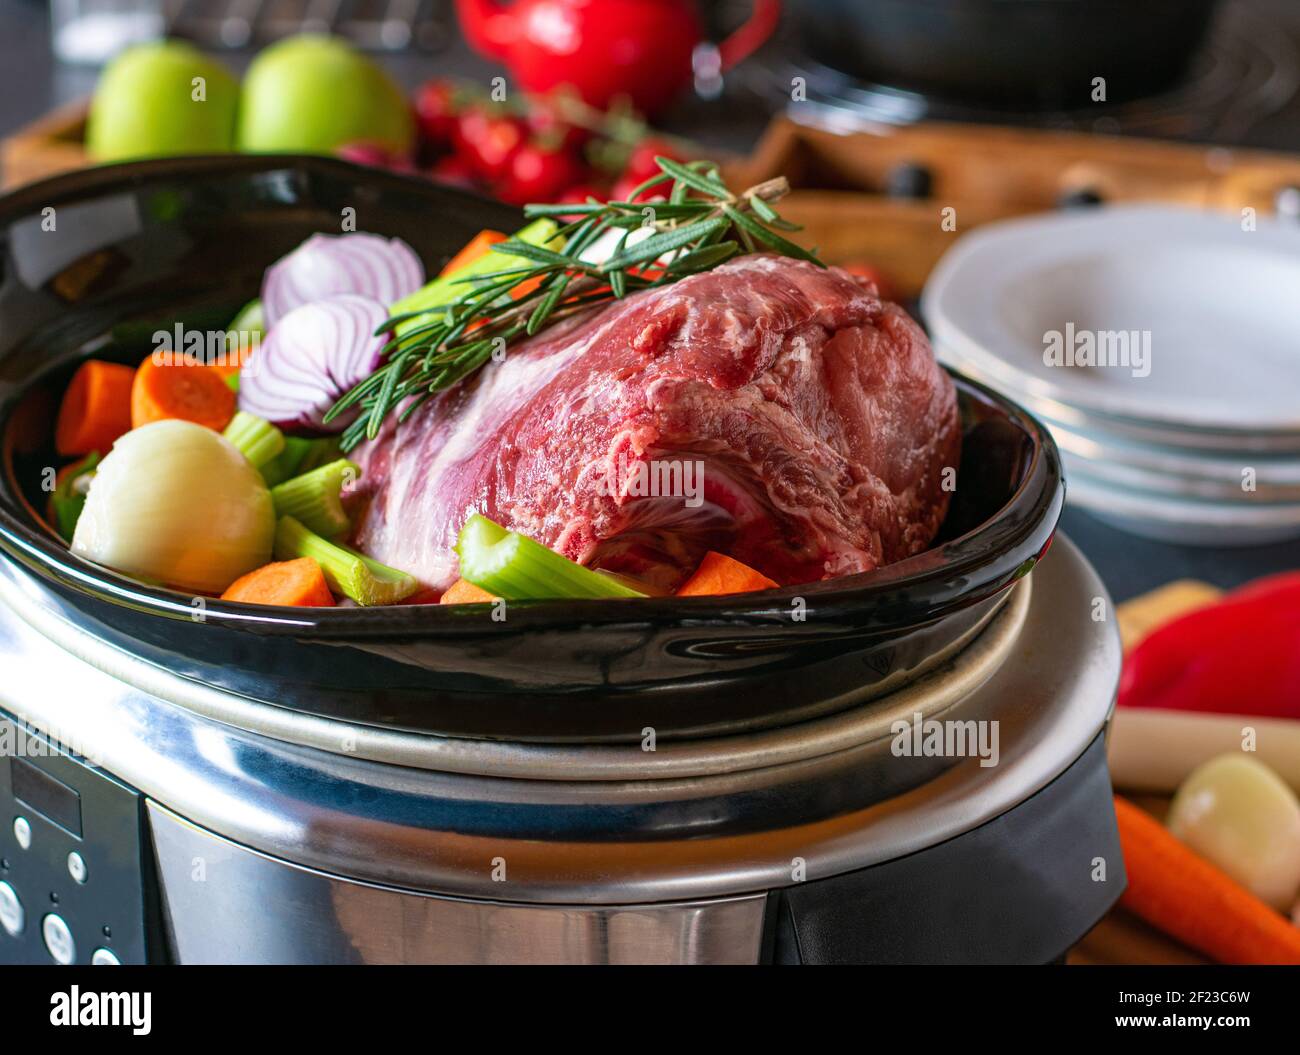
left=261, top=232, right=424, bottom=327
left=238, top=293, right=387, bottom=432
left=1168, top=754, right=1300, bottom=911
left=71, top=420, right=275, bottom=595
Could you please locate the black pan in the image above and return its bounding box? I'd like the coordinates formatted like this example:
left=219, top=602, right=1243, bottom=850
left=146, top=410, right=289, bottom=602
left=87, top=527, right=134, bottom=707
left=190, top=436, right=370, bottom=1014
left=0, top=156, right=1062, bottom=742
left=790, top=0, right=1222, bottom=110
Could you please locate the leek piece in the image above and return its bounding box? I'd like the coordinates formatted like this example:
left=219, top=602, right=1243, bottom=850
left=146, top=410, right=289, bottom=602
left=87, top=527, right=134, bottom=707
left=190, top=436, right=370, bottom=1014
left=391, top=218, right=559, bottom=339
left=270, top=458, right=359, bottom=538
left=274, top=515, right=416, bottom=606
left=260, top=436, right=342, bottom=487
left=455, top=514, right=646, bottom=600
left=47, top=451, right=100, bottom=543
left=222, top=411, right=285, bottom=470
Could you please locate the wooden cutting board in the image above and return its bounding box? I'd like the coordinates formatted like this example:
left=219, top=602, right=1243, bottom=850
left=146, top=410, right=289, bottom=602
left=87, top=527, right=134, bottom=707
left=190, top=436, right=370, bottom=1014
left=721, top=116, right=1300, bottom=299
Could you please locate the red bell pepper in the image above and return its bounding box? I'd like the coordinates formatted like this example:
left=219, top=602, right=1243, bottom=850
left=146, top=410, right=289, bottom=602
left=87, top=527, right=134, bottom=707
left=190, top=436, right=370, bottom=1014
left=1117, top=571, right=1300, bottom=720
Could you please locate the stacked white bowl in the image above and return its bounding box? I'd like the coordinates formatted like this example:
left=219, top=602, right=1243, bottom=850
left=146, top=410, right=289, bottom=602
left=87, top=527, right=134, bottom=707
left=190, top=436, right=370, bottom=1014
left=922, top=204, right=1300, bottom=546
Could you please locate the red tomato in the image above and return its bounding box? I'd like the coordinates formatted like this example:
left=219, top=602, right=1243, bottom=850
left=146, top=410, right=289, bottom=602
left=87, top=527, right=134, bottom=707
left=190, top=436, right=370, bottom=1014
left=611, top=172, right=666, bottom=205
left=413, top=78, right=461, bottom=151
left=495, top=143, right=588, bottom=206
left=558, top=182, right=607, bottom=204
left=454, top=107, right=527, bottom=180
left=524, top=96, right=589, bottom=152
left=623, top=138, right=681, bottom=183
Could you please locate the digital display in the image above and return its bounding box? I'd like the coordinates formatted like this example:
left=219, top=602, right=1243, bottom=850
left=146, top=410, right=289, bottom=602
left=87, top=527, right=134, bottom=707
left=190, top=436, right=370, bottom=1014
left=11, top=757, right=81, bottom=837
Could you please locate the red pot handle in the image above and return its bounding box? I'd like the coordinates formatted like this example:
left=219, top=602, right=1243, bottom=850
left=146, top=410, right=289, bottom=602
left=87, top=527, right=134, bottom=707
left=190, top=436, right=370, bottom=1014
left=717, top=0, right=782, bottom=71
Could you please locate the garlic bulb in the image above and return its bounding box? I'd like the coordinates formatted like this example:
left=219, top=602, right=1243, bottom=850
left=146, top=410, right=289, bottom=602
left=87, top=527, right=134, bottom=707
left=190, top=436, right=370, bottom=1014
left=72, top=419, right=275, bottom=594
left=1168, top=754, right=1300, bottom=911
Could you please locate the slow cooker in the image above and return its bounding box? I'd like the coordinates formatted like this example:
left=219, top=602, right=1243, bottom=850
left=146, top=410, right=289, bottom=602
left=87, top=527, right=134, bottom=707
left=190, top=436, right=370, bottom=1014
left=0, top=158, right=1123, bottom=964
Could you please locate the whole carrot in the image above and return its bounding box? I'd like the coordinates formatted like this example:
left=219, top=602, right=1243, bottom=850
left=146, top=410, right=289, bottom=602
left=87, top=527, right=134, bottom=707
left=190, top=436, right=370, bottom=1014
left=1115, top=794, right=1300, bottom=964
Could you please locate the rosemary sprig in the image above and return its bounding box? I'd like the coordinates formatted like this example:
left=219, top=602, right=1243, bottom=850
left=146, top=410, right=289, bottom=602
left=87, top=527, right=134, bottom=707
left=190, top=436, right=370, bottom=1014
left=326, top=157, right=820, bottom=450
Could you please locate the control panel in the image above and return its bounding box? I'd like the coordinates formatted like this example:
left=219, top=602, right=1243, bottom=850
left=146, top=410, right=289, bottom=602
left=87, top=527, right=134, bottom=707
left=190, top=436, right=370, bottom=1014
left=0, top=711, right=159, bottom=964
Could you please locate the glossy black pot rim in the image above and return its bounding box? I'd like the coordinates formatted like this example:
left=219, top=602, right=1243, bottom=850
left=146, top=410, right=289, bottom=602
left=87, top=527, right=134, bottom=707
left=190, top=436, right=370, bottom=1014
left=0, top=155, right=1064, bottom=643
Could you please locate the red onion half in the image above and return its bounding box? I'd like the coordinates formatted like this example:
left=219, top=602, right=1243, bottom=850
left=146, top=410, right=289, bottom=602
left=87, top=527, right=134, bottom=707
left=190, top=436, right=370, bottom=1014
left=261, top=232, right=424, bottom=328
left=238, top=294, right=388, bottom=432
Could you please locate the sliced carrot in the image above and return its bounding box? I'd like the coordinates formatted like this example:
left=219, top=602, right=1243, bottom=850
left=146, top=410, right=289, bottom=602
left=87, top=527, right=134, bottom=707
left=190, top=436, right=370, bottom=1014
left=676, top=551, right=780, bottom=596
left=131, top=356, right=236, bottom=431
left=440, top=578, right=499, bottom=604
left=1114, top=795, right=1300, bottom=964
left=221, top=558, right=335, bottom=607
left=210, top=339, right=254, bottom=380
left=55, top=360, right=135, bottom=456
left=439, top=229, right=507, bottom=278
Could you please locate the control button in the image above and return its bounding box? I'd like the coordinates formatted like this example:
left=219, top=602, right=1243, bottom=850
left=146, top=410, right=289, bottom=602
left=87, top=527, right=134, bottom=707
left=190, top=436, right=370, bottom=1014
left=67, top=852, right=87, bottom=884
left=12, top=816, right=31, bottom=850
left=42, top=913, right=75, bottom=965
left=91, top=947, right=121, bottom=966
left=0, top=881, right=23, bottom=936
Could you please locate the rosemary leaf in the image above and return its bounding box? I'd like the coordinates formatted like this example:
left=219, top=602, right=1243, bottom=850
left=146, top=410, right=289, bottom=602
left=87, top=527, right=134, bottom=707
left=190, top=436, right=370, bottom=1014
left=654, top=156, right=728, bottom=198
left=666, top=241, right=740, bottom=274
left=723, top=205, right=823, bottom=265
left=599, top=216, right=729, bottom=272
left=523, top=202, right=605, bottom=216
left=527, top=274, right=570, bottom=335
left=491, top=239, right=584, bottom=270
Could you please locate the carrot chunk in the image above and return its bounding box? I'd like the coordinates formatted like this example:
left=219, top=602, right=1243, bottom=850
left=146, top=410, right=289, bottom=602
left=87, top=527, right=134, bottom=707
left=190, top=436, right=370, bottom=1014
left=131, top=356, right=236, bottom=431
left=676, top=551, right=779, bottom=596
left=439, top=229, right=507, bottom=277
left=440, top=578, right=499, bottom=604
left=1114, top=795, right=1300, bottom=964
left=221, top=557, right=335, bottom=607
left=55, top=360, right=136, bottom=456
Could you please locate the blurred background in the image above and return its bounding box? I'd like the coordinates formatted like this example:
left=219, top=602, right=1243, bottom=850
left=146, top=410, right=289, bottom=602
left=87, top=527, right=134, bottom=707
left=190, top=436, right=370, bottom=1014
left=6, top=0, right=1300, bottom=159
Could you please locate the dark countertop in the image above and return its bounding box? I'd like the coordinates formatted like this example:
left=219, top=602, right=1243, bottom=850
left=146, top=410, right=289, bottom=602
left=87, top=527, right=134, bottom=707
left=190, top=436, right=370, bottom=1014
left=0, top=0, right=1296, bottom=601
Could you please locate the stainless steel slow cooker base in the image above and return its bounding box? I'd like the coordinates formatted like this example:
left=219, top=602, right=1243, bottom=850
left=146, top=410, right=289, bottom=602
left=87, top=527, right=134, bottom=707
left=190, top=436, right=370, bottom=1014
left=0, top=535, right=1121, bottom=964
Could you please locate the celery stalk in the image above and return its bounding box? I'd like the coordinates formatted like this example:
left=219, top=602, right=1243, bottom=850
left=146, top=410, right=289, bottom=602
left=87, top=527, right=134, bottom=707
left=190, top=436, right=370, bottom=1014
left=455, top=515, right=646, bottom=600
left=390, top=219, right=559, bottom=339
left=47, top=451, right=100, bottom=543
left=261, top=436, right=342, bottom=487
left=270, top=459, right=358, bottom=538
left=228, top=298, right=265, bottom=342
left=274, top=516, right=416, bottom=606
left=222, top=411, right=285, bottom=470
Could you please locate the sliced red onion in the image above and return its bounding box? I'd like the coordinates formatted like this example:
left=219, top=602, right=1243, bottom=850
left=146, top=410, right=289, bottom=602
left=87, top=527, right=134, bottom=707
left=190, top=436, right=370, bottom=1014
left=261, top=232, right=424, bottom=328
left=238, top=294, right=388, bottom=432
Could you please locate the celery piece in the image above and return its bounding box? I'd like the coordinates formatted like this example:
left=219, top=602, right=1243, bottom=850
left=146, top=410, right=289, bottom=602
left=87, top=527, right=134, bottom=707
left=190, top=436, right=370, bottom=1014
left=455, top=514, right=646, bottom=600
left=47, top=451, right=100, bottom=543
left=274, top=516, right=416, bottom=606
left=228, top=298, right=265, bottom=342
left=390, top=218, right=559, bottom=339
left=260, top=436, right=342, bottom=488
left=222, top=411, right=285, bottom=470
left=270, top=459, right=359, bottom=538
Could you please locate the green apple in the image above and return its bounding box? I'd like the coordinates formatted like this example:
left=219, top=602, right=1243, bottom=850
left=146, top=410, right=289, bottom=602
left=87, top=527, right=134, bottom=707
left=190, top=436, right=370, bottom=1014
left=237, top=35, right=413, bottom=155
left=86, top=41, right=238, bottom=161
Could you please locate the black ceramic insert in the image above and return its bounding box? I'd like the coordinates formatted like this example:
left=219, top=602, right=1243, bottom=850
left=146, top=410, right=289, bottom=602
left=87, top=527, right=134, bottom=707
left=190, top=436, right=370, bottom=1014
left=0, top=157, right=1063, bottom=743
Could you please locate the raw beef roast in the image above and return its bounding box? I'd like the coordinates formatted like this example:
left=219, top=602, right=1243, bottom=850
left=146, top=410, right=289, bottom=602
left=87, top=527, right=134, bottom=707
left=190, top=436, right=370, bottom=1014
left=349, top=255, right=960, bottom=592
